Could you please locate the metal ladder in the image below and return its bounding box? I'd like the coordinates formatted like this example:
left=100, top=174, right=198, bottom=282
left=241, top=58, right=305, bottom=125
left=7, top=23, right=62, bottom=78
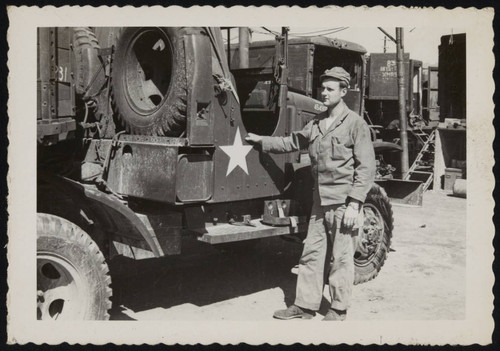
left=405, top=129, right=436, bottom=191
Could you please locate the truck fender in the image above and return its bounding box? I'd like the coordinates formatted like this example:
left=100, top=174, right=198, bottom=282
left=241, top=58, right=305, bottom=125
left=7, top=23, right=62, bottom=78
left=37, top=175, right=165, bottom=257
left=372, top=141, right=403, bottom=153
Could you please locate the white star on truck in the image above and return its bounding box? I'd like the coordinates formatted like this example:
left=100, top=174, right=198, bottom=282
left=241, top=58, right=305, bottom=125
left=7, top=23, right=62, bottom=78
left=219, top=127, right=253, bottom=176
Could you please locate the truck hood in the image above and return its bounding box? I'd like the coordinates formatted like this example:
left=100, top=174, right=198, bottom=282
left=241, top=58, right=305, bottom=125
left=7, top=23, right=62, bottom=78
left=287, top=91, right=327, bottom=116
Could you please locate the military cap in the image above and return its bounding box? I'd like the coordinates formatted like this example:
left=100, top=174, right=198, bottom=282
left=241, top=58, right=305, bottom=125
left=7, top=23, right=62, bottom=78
left=320, top=66, right=351, bottom=87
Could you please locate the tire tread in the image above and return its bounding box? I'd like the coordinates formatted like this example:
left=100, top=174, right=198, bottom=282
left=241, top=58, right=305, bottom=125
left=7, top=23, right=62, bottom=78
left=73, top=27, right=100, bottom=96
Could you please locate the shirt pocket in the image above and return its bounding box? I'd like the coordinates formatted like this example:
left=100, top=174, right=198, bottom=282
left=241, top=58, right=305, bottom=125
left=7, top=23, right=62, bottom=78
left=331, top=136, right=351, bottom=160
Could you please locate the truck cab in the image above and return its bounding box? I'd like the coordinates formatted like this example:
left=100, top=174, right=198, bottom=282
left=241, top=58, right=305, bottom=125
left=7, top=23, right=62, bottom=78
left=229, top=35, right=367, bottom=133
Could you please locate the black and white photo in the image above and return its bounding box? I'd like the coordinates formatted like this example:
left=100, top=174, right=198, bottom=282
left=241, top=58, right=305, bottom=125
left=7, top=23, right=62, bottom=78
left=6, top=5, right=494, bottom=345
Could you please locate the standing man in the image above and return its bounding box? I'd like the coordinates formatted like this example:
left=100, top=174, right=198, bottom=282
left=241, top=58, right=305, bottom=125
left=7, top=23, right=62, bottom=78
left=246, top=67, right=375, bottom=321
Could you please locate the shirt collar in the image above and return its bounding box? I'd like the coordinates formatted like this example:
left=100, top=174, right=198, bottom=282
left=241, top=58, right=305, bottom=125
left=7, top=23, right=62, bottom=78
left=318, top=101, right=349, bottom=134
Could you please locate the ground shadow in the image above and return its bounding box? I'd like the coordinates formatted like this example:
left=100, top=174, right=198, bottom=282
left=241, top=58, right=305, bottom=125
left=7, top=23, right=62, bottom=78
left=108, top=305, right=137, bottom=320
left=446, top=193, right=466, bottom=199
left=108, top=236, right=302, bottom=318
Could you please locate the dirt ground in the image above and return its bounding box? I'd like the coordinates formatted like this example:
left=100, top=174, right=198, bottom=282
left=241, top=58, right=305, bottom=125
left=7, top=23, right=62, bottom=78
left=109, top=190, right=466, bottom=321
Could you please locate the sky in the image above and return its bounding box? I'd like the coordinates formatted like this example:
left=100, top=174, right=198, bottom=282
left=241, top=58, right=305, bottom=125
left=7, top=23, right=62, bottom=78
left=237, top=27, right=466, bottom=67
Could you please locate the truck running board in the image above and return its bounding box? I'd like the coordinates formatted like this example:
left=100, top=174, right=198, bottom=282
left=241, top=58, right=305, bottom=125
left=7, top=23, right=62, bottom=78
left=195, top=220, right=307, bottom=245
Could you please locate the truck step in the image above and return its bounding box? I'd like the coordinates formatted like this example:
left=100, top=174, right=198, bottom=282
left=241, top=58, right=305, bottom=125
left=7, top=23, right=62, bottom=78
left=194, top=219, right=307, bottom=245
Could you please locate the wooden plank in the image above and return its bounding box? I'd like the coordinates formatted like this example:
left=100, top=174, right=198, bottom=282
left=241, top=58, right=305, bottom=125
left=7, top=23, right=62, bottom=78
left=195, top=220, right=307, bottom=244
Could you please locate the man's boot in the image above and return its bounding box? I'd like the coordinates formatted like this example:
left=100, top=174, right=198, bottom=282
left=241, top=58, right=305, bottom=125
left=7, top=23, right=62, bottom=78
left=322, top=308, right=347, bottom=321
left=273, top=305, right=315, bottom=320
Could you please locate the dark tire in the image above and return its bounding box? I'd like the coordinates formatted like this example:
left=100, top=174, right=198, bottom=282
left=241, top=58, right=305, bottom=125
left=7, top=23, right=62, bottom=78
left=354, top=183, right=394, bottom=285
left=37, top=213, right=112, bottom=320
left=72, top=27, right=103, bottom=97
left=110, top=27, right=189, bottom=136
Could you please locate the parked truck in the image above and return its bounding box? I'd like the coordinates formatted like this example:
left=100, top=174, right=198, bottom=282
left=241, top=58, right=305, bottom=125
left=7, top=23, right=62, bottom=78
left=37, top=27, right=394, bottom=320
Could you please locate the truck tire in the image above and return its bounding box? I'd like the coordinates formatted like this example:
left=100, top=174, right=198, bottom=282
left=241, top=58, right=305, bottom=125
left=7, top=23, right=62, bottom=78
left=110, top=27, right=190, bottom=136
left=354, top=183, right=394, bottom=285
left=72, top=27, right=103, bottom=97
left=37, top=213, right=112, bottom=320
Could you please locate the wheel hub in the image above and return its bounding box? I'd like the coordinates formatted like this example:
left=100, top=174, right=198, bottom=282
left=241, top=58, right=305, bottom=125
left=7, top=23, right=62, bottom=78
left=124, top=28, right=173, bottom=115
left=354, top=204, right=385, bottom=265
left=37, top=254, right=88, bottom=320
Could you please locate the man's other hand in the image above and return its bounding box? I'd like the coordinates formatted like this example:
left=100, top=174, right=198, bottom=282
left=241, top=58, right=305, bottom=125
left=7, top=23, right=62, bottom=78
left=245, top=133, right=263, bottom=144
left=343, top=201, right=360, bottom=229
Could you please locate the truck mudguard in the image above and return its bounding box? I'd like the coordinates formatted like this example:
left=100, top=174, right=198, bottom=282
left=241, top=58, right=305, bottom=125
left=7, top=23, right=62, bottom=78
left=38, top=175, right=168, bottom=257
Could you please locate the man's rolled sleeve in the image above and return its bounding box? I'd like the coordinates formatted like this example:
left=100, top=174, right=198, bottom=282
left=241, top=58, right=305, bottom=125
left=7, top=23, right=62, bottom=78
left=348, top=120, right=376, bottom=203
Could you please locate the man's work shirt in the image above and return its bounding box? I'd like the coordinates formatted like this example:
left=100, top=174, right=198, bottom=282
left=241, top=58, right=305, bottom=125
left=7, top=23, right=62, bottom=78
left=261, top=101, right=376, bottom=206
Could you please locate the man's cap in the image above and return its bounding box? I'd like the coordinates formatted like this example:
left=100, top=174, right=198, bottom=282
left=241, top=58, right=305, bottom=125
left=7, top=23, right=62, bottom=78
left=320, top=66, right=351, bottom=87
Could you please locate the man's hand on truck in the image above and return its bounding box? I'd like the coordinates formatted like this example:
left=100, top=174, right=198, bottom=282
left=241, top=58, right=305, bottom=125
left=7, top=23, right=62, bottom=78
left=245, top=133, right=263, bottom=144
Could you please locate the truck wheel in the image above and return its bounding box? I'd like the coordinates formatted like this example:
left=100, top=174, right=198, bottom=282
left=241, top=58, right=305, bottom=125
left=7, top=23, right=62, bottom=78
left=354, top=184, right=394, bottom=284
left=37, top=213, right=112, bottom=320
left=110, top=27, right=189, bottom=136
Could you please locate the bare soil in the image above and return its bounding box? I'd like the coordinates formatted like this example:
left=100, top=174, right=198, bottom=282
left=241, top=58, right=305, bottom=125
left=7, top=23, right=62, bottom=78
left=109, top=190, right=466, bottom=321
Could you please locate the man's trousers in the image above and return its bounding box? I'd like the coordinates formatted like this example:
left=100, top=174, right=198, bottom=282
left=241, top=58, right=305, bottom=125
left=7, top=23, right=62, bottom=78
left=294, top=203, right=359, bottom=311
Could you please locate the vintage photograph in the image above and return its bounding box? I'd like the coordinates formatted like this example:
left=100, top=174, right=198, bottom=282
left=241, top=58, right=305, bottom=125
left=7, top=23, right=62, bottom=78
left=7, top=6, right=494, bottom=345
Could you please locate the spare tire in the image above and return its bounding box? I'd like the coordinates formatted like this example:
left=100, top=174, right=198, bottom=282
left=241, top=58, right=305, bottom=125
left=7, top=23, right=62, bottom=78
left=110, top=27, right=191, bottom=136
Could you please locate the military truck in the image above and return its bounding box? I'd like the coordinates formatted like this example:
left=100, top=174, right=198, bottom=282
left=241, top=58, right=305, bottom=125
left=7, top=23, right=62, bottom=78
left=37, top=27, right=393, bottom=320
left=365, top=52, right=423, bottom=129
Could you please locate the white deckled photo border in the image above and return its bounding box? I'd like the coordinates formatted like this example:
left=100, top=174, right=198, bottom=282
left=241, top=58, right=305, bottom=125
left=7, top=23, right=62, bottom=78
left=6, top=5, right=495, bottom=345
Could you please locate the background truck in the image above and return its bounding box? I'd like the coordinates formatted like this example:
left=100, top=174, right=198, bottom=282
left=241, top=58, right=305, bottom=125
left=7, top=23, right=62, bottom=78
left=432, top=33, right=467, bottom=193
left=364, top=53, right=426, bottom=179
left=37, top=27, right=394, bottom=320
